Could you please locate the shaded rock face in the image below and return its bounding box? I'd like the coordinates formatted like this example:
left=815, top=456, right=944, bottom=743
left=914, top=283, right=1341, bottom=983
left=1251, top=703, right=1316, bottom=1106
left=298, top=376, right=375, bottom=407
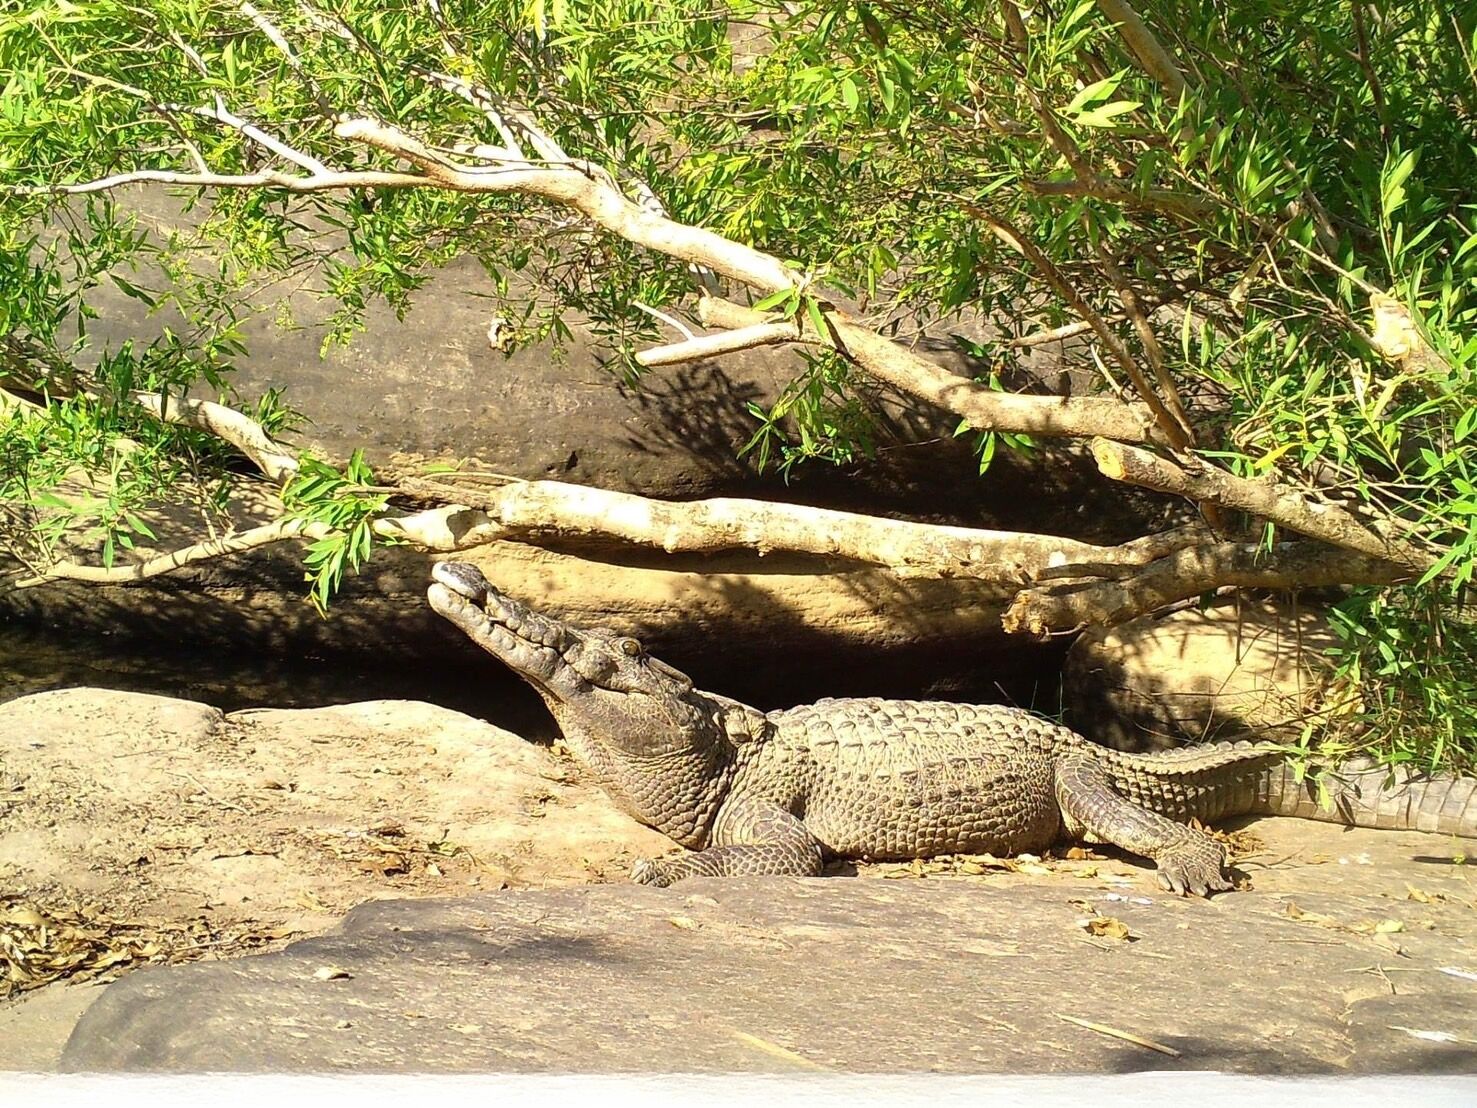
left=56, top=872, right=1477, bottom=1075
left=79, top=191, right=1157, bottom=537
left=1063, top=600, right=1355, bottom=751
left=7, top=192, right=1179, bottom=697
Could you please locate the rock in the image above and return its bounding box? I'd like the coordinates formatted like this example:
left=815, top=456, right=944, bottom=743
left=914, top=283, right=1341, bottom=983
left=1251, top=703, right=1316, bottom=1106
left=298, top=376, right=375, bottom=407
left=78, top=190, right=1153, bottom=532
left=0, top=689, right=671, bottom=940
left=0, top=982, right=108, bottom=1071
left=1063, top=599, right=1356, bottom=750
left=56, top=867, right=1477, bottom=1074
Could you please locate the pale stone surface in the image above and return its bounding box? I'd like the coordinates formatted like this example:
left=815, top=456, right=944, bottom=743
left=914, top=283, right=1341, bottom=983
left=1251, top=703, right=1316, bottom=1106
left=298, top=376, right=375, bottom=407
left=5, top=690, right=1477, bottom=1075
left=56, top=868, right=1477, bottom=1074
left=0, top=688, right=672, bottom=938
left=1063, top=599, right=1355, bottom=750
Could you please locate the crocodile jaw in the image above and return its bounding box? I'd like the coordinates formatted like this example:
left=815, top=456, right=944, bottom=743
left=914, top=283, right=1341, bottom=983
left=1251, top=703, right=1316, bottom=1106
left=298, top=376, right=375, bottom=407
left=428, top=562, right=710, bottom=750
left=428, top=561, right=580, bottom=693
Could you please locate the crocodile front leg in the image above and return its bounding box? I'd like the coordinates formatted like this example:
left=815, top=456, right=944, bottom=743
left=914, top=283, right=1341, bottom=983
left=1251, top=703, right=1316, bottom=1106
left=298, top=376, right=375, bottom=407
left=630, top=794, right=825, bottom=886
left=1055, top=753, right=1231, bottom=896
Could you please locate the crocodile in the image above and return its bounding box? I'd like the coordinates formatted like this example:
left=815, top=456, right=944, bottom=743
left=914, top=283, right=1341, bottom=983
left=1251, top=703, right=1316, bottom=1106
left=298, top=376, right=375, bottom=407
left=429, top=561, right=1477, bottom=894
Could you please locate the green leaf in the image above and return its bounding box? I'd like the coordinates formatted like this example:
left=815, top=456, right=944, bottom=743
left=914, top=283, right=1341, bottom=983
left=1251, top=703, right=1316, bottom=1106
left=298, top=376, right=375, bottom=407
left=804, top=296, right=828, bottom=338
left=1381, top=148, right=1419, bottom=219
left=1064, top=69, right=1128, bottom=116
left=1074, top=100, right=1142, bottom=128
left=840, top=76, right=860, bottom=112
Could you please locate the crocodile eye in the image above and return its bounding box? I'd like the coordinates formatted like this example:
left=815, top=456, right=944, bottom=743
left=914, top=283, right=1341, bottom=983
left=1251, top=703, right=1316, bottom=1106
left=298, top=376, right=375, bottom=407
left=619, top=637, right=642, bottom=657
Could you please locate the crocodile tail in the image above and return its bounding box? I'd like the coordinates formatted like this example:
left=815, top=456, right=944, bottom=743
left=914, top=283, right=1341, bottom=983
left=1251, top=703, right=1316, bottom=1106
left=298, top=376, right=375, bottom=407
left=1256, top=759, right=1477, bottom=838
left=1090, top=741, right=1477, bottom=838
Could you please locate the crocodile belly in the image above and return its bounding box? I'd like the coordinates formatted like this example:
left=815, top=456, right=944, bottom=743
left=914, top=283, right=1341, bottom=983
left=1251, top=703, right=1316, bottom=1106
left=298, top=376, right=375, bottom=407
left=765, top=699, right=1067, bottom=860
left=802, top=758, right=1062, bottom=859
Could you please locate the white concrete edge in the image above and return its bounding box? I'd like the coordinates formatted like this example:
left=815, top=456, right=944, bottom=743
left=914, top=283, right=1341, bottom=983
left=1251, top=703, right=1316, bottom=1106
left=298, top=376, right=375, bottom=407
left=2, top=1073, right=1475, bottom=1107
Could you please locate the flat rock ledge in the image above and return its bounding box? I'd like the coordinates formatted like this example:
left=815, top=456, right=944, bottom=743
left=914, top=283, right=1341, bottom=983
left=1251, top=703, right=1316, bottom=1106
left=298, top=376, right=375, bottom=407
left=59, top=876, right=1477, bottom=1075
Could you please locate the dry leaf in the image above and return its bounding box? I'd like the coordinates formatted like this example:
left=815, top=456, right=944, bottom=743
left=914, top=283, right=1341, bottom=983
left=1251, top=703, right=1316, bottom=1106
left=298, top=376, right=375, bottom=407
left=2, top=904, right=48, bottom=927
left=1284, top=901, right=1337, bottom=926
left=1079, top=916, right=1133, bottom=941
left=667, top=915, right=699, bottom=930
left=1374, top=919, right=1405, bottom=934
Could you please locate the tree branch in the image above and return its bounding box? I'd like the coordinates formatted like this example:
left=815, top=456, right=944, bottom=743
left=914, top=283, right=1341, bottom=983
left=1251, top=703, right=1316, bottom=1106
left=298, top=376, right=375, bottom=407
left=399, top=475, right=1188, bottom=582
left=975, top=213, right=1192, bottom=448
left=129, top=391, right=300, bottom=484
left=1003, top=540, right=1409, bottom=635
left=1091, top=438, right=1435, bottom=573
left=697, top=296, right=1166, bottom=444
left=636, top=319, right=802, bottom=368
left=14, top=517, right=325, bottom=586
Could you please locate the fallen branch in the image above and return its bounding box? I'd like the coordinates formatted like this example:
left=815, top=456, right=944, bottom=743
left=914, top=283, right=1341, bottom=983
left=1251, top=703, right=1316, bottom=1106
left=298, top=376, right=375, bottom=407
left=1003, top=540, right=1409, bottom=635
left=399, top=475, right=1189, bottom=582
left=1091, top=438, right=1434, bottom=573
left=17, top=474, right=1204, bottom=590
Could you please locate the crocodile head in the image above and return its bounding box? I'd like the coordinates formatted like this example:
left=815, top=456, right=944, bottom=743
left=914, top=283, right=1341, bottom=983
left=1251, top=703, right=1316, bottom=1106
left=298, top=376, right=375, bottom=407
left=428, top=561, right=738, bottom=844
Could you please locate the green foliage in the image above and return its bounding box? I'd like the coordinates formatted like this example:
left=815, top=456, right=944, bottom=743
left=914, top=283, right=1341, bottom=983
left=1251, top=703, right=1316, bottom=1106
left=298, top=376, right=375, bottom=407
left=1, top=1, right=1476, bottom=767
left=282, top=449, right=390, bottom=615
left=1326, top=589, right=1477, bottom=775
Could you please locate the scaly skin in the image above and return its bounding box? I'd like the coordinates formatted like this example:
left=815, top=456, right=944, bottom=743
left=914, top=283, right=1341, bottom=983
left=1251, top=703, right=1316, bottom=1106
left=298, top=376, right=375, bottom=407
left=428, top=562, right=1477, bottom=895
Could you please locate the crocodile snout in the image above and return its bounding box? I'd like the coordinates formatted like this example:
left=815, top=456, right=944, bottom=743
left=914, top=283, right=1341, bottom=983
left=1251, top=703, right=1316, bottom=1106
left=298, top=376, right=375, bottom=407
left=431, top=561, right=490, bottom=604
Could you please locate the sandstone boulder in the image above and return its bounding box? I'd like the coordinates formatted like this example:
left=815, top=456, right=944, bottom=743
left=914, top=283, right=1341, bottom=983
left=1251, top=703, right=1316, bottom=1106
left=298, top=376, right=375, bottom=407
left=1063, top=599, right=1357, bottom=750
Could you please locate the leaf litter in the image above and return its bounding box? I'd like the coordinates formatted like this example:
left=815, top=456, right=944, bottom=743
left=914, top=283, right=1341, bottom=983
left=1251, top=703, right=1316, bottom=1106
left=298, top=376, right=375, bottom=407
left=1, top=891, right=296, bottom=1000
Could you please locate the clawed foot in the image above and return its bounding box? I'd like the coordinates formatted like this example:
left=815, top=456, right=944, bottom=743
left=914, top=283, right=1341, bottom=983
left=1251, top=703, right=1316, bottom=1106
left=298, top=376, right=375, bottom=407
left=631, top=857, right=676, bottom=887
left=1154, top=837, right=1233, bottom=897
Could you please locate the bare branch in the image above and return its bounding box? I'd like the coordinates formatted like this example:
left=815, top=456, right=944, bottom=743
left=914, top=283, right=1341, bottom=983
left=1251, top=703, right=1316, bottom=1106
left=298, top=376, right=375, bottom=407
left=15, top=517, right=325, bottom=587
left=977, top=213, right=1192, bottom=449
left=400, top=476, right=1183, bottom=583
left=5, top=167, right=429, bottom=197
left=11, top=100, right=1170, bottom=447
left=1091, top=438, right=1436, bottom=573
left=413, top=67, right=527, bottom=159
left=637, top=320, right=802, bottom=367
left=168, top=101, right=330, bottom=175
left=1008, top=319, right=1099, bottom=348
left=131, top=391, right=300, bottom=484
left=632, top=301, right=696, bottom=341
left=698, top=295, right=1166, bottom=444
left=1090, top=235, right=1194, bottom=442
left=1003, top=540, right=1408, bottom=635
left=1094, top=0, right=1191, bottom=99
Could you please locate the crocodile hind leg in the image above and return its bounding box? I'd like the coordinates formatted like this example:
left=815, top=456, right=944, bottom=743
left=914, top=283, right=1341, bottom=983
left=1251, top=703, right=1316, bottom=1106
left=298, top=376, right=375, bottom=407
left=630, top=794, right=824, bottom=886
left=1055, top=753, right=1231, bottom=896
